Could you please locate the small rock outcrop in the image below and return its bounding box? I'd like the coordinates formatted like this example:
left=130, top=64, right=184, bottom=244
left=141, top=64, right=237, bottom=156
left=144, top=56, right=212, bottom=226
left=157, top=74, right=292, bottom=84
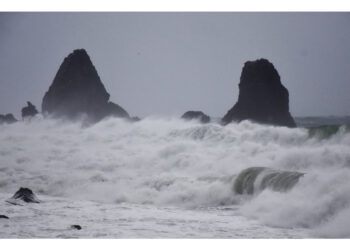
left=0, top=215, right=9, bottom=219
left=0, top=113, right=17, bottom=124
left=42, top=49, right=129, bottom=122
left=222, top=59, right=296, bottom=128
left=7, top=187, right=40, bottom=205
left=21, top=101, right=38, bottom=119
left=181, top=111, right=210, bottom=123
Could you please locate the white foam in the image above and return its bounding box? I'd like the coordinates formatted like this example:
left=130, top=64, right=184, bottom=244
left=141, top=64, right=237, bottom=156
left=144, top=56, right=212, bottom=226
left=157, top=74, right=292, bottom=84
left=1, top=115, right=350, bottom=237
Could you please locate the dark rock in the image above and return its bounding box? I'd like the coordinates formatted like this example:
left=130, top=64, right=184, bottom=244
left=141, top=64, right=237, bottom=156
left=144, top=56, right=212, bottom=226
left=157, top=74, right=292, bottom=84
left=71, top=225, right=82, bottom=230
left=181, top=111, right=210, bottom=123
left=7, top=187, right=40, bottom=205
left=42, top=49, right=129, bottom=122
left=0, top=113, right=17, bottom=124
left=222, top=59, right=296, bottom=128
left=0, top=215, right=9, bottom=219
left=129, top=116, right=141, bottom=122
left=96, top=101, right=129, bottom=121
left=21, top=101, right=38, bottom=119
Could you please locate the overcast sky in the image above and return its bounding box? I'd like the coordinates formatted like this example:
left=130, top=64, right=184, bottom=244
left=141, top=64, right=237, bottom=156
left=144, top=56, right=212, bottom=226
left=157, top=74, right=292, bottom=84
left=1, top=12, right=350, bottom=118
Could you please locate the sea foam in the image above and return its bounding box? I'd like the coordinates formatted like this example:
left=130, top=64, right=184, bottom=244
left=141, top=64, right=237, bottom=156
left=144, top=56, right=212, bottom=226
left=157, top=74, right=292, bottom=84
left=1, top=115, right=350, bottom=236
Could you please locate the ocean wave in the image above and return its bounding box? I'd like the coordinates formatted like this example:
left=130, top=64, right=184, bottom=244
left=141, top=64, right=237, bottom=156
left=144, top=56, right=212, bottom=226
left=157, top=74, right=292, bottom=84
left=307, top=124, right=350, bottom=140
left=1, top=116, right=350, bottom=236
left=233, top=167, right=304, bottom=195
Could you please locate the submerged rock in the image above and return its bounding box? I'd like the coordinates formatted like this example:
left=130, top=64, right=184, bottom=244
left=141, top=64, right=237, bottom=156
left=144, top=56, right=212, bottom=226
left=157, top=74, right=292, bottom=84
left=129, top=116, right=141, bottom=122
left=0, top=113, right=17, bottom=124
left=21, top=101, right=38, bottom=119
left=233, top=167, right=304, bottom=195
left=71, top=225, right=82, bottom=230
left=222, top=59, right=296, bottom=127
left=7, top=187, right=40, bottom=205
left=181, top=111, right=210, bottom=123
left=42, top=49, right=129, bottom=122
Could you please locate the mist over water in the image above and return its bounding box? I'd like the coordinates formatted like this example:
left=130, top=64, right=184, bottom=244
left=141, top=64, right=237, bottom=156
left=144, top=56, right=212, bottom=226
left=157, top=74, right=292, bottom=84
left=1, top=116, right=350, bottom=237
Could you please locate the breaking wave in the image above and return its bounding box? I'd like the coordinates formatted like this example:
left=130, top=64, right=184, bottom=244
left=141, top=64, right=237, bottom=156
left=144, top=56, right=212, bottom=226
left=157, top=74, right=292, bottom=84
left=233, top=167, right=304, bottom=195
left=307, top=124, right=350, bottom=140
left=1, top=115, right=350, bottom=237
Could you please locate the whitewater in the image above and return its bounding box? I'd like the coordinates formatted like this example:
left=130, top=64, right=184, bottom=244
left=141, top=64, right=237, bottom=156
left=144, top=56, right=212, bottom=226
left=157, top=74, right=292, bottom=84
left=1, top=116, right=350, bottom=238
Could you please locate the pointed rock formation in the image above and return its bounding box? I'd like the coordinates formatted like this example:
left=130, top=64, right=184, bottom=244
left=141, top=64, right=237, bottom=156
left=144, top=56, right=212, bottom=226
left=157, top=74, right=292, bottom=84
left=42, top=49, right=129, bottom=122
left=181, top=111, right=210, bottom=123
left=0, top=113, right=17, bottom=125
left=222, top=59, right=296, bottom=127
left=21, top=101, right=38, bottom=119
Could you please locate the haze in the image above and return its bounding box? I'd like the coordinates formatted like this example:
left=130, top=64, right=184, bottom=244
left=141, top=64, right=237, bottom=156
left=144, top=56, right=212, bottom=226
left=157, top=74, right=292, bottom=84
left=1, top=12, right=350, bottom=118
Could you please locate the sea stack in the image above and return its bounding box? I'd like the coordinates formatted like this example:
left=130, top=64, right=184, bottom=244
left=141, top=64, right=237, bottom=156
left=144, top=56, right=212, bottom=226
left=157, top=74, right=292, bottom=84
left=222, top=59, right=296, bottom=128
left=21, top=101, right=38, bottom=119
left=42, top=49, right=129, bottom=122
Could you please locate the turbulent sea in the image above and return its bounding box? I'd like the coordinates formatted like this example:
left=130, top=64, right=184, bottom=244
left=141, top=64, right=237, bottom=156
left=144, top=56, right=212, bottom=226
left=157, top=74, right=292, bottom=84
left=0, top=115, right=350, bottom=238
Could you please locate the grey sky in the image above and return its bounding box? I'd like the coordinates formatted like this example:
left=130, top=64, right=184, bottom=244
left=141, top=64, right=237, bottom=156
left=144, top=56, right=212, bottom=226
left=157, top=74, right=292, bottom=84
left=1, top=12, right=350, bottom=118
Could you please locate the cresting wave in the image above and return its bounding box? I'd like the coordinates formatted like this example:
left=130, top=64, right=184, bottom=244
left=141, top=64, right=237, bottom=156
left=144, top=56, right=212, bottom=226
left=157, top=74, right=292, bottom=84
left=1, top=116, right=350, bottom=236
left=233, top=167, right=304, bottom=195
left=307, top=124, right=350, bottom=140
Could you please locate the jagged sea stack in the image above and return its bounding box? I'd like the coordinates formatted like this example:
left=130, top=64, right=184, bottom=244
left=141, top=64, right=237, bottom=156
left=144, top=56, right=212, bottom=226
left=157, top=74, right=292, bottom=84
left=222, top=59, right=296, bottom=127
left=42, top=49, right=129, bottom=122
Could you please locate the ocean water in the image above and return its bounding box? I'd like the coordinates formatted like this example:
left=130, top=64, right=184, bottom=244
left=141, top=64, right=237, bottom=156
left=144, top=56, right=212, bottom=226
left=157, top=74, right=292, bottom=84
left=0, top=115, right=350, bottom=238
